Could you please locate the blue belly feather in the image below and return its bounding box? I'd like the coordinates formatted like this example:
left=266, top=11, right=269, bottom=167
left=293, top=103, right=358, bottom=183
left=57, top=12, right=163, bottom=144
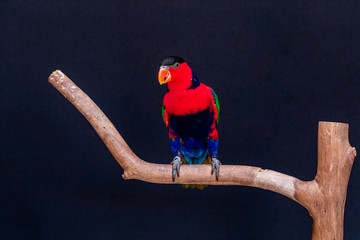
left=181, top=138, right=208, bottom=164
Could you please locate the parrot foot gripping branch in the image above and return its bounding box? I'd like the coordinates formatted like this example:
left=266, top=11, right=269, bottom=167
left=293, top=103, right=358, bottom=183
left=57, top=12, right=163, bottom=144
left=49, top=69, right=356, bottom=240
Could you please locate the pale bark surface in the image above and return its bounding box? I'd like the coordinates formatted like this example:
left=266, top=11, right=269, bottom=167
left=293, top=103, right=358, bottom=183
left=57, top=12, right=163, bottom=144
left=49, top=70, right=356, bottom=240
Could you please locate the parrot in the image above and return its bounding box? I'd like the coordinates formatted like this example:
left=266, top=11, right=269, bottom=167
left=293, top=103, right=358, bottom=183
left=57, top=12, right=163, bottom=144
left=158, top=56, right=221, bottom=189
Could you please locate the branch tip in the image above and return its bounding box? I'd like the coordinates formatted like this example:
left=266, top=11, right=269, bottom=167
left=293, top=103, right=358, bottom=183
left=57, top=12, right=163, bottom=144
left=352, top=147, right=357, bottom=157
left=122, top=173, right=128, bottom=180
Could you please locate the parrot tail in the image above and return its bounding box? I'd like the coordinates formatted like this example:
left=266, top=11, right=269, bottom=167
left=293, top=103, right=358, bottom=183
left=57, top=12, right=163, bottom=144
left=182, top=184, right=207, bottom=190
left=181, top=154, right=211, bottom=190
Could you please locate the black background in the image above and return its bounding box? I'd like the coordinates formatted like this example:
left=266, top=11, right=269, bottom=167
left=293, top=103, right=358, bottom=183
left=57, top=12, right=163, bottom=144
left=1, top=1, right=360, bottom=239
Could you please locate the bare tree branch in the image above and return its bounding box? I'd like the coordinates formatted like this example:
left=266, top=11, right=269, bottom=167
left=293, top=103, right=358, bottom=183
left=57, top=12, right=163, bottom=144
left=49, top=70, right=356, bottom=240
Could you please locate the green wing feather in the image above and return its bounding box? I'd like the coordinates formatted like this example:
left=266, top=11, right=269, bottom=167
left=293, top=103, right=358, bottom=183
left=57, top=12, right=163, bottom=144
left=161, top=104, right=165, bottom=124
left=162, top=104, right=170, bottom=131
left=210, top=88, right=220, bottom=125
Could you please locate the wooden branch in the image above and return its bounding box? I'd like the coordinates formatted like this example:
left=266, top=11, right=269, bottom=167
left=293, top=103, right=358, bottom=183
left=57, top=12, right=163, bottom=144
left=49, top=70, right=356, bottom=240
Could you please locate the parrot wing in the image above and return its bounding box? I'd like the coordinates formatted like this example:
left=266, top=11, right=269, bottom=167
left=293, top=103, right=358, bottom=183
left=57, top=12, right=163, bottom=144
left=210, top=88, right=220, bottom=126
left=162, top=104, right=170, bottom=130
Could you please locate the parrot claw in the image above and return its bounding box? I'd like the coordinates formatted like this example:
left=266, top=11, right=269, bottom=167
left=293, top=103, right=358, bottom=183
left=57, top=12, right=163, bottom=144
left=211, top=158, right=221, bottom=181
left=171, top=156, right=183, bottom=181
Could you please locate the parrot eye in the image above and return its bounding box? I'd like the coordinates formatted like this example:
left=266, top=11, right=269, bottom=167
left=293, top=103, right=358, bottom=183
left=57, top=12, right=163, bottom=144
left=173, top=62, right=180, bottom=69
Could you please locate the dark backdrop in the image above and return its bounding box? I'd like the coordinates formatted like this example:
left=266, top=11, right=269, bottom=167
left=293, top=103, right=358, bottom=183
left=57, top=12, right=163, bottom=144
left=1, top=1, right=360, bottom=239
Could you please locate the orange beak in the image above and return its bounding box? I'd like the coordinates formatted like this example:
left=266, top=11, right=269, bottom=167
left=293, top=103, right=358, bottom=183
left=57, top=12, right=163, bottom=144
left=158, top=67, right=172, bottom=85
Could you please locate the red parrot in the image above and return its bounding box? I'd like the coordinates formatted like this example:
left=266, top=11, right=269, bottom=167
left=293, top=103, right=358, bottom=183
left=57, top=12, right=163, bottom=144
left=158, top=56, right=220, bottom=188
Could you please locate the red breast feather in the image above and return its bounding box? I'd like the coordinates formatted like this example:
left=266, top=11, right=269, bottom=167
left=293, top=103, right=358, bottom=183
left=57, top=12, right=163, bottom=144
left=163, top=83, right=213, bottom=116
